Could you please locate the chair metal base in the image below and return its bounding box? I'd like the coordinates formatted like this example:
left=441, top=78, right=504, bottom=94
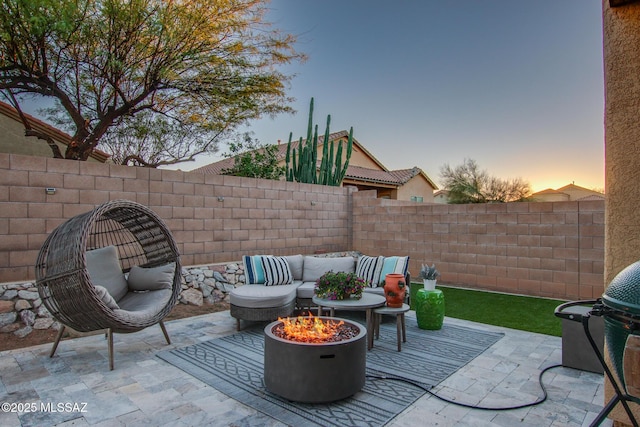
left=49, top=321, right=171, bottom=370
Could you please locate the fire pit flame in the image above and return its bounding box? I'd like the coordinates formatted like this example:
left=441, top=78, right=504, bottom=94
left=276, top=313, right=344, bottom=343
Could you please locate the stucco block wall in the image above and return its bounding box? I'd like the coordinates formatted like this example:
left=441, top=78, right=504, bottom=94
left=0, top=153, right=352, bottom=282
left=352, top=191, right=604, bottom=300
left=1, top=153, right=604, bottom=301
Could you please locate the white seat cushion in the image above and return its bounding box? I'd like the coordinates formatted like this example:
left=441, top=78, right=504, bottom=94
left=296, top=282, right=317, bottom=299
left=230, top=284, right=299, bottom=309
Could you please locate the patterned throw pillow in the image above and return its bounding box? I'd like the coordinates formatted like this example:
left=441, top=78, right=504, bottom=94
left=242, top=255, right=267, bottom=285
left=261, top=256, right=293, bottom=286
left=378, top=256, right=410, bottom=286
left=356, top=255, right=384, bottom=288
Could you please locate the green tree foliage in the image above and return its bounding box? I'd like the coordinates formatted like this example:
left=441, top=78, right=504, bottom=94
left=221, top=133, right=284, bottom=180
left=440, top=158, right=532, bottom=203
left=0, top=0, right=303, bottom=165
left=285, top=98, right=353, bottom=186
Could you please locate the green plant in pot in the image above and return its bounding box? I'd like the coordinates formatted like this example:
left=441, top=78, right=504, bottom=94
left=419, top=264, right=440, bottom=290
left=314, top=271, right=365, bottom=300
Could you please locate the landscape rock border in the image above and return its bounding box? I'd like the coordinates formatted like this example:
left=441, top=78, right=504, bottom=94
left=0, top=252, right=359, bottom=338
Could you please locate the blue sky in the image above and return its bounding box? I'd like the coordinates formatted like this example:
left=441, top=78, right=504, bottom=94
left=206, top=0, right=604, bottom=192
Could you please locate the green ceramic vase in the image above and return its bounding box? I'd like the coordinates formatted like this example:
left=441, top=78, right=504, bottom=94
left=415, top=288, right=445, bottom=330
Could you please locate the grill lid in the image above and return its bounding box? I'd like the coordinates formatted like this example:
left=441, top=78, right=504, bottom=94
left=603, top=260, right=640, bottom=316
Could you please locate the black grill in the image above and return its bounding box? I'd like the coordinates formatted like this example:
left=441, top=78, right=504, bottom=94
left=556, top=261, right=640, bottom=427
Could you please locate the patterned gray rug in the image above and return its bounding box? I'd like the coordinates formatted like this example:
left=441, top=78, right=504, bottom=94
left=158, top=316, right=503, bottom=426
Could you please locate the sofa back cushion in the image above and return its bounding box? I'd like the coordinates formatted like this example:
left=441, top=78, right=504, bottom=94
left=261, top=256, right=293, bottom=286
left=283, top=254, right=304, bottom=281
left=302, top=256, right=356, bottom=282
left=86, top=246, right=129, bottom=302
left=356, top=255, right=385, bottom=288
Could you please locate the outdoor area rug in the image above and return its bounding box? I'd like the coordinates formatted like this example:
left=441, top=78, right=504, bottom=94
left=157, top=316, right=504, bottom=426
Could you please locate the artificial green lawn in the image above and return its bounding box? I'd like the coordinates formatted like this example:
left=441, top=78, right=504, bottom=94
left=434, top=285, right=566, bottom=336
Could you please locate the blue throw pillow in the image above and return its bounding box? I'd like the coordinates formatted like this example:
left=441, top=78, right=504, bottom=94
left=378, top=256, right=410, bottom=286
left=242, top=255, right=267, bottom=284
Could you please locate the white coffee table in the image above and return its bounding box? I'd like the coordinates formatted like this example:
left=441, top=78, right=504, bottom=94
left=312, top=293, right=386, bottom=350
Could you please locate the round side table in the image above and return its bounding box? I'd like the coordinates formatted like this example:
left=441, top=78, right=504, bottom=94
left=373, top=303, right=410, bottom=352
left=415, top=288, right=445, bottom=330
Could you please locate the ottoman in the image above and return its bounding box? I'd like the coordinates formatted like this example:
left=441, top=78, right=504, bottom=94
left=230, top=284, right=298, bottom=330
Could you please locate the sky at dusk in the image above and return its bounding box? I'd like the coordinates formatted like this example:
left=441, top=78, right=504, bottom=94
left=189, top=0, right=605, bottom=193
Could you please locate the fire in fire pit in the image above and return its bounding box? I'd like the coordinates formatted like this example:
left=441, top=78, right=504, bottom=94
left=272, top=314, right=360, bottom=343
left=264, top=315, right=367, bottom=403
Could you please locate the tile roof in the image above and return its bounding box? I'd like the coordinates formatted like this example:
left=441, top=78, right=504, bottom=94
left=346, top=165, right=423, bottom=185
left=191, top=130, right=437, bottom=189
left=192, top=130, right=354, bottom=175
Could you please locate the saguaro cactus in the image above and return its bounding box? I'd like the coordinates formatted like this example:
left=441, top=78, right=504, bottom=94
left=285, top=98, right=353, bottom=186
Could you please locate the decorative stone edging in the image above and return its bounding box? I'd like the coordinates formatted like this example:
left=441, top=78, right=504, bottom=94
left=0, top=251, right=360, bottom=338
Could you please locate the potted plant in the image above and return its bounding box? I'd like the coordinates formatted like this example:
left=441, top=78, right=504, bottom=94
left=314, top=271, right=365, bottom=300
left=419, top=264, right=440, bottom=290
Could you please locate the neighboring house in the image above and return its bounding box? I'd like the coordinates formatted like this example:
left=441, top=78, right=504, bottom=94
left=433, top=190, right=450, bottom=204
left=192, top=130, right=438, bottom=202
left=531, top=183, right=605, bottom=202
left=0, top=101, right=109, bottom=162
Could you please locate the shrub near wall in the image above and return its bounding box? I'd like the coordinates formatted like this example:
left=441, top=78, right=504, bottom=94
left=352, top=190, right=604, bottom=301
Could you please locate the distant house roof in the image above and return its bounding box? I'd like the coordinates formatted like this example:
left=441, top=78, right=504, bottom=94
left=532, top=183, right=604, bottom=202
left=0, top=101, right=110, bottom=162
left=192, top=130, right=438, bottom=190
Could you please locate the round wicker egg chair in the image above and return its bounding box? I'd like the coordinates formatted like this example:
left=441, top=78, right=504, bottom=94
left=35, top=200, right=181, bottom=370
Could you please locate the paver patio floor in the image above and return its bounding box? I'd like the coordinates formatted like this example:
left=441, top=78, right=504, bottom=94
left=0, top=310, right=612, bottom=426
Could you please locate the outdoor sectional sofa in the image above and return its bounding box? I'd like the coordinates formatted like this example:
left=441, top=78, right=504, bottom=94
left=230, top=254, right=410, bottom=330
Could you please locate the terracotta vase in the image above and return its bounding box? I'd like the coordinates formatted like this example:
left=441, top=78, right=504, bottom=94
left=383, top=273, right=406, bottom=308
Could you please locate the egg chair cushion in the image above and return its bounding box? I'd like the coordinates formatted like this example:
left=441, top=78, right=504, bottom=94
left=115, top=289, right=173, bottom=323
left=86, top=246, right=128, bottom=302
left=127, top=262, right=176, bottom=291
left=94, top=285, right=120, bottom=310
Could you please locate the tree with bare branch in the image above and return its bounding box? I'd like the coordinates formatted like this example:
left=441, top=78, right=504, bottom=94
left=440, top=158, right=533, bottom=203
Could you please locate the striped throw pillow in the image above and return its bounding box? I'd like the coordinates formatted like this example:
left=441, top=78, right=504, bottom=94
left=356, top=255, right=384, bottom=288
left=261, top=256, right=293, bottom=286
left=242, top=255, right=267, bottom=285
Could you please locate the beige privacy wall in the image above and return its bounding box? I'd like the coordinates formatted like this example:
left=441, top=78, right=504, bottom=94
left=352, top=191, right=604, bottom=300
left=0, top=153, right=353, bottom=282
left=0, top=153, right=604, bottom=300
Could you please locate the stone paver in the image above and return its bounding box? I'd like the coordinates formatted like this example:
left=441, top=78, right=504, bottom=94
left=0, top=311, right=613, bottom=426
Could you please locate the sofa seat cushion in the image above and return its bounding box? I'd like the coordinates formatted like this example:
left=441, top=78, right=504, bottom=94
left=230, top=283, right=299, bottom=309
left=114, top=289, right=172, bottom=323
left=296, top=282, right=317, bottom=299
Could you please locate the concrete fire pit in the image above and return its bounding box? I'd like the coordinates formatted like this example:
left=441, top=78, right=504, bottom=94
left=263, top=317, right=367, bottom=403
